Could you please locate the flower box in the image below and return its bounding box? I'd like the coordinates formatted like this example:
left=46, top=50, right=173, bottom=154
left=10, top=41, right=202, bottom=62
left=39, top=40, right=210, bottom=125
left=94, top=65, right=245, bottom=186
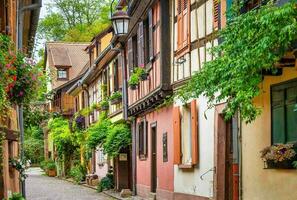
left=129, top=84, right=137, bottom=90
left=101, top=105, right=109, bottom=111
left=266, top=160, right=295, bottom=169
left=110, top=97, right=122, bottom=105
left=140, top=72, right=149, bottom=81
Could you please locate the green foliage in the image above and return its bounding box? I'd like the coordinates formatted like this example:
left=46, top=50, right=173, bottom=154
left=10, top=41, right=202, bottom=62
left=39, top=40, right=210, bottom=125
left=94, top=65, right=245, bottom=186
left=128, top=71, right=140, bottom=87
left=24, top=137, right=44, bottom=164
left=178, top=2, right=297, bottom=123
left=38, top=0, right=112, bottom=42
left=99, top=100, right=109, bottom=110
left=40, top=160, right=48, bottom=170
left=109, top=91, right=122, bottom=101
left=48, top=117, right=77, bottom=158
left=69, top=164, right=87, bottom=183
left=46, top=160, right=56, bottom=170
left=8, top=193, right=25, bottom=200
left=38, top=13, right=67, bottom=41
left=97, top=172, right=114, bottom=192
left=86, top=113, right=111, bottom=150
left=103, top=123, right=131, bottom=157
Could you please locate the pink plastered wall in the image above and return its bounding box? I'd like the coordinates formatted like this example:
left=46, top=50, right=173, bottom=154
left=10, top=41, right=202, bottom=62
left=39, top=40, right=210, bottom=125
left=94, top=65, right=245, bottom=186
left=136, top=106, right=174, bottom=191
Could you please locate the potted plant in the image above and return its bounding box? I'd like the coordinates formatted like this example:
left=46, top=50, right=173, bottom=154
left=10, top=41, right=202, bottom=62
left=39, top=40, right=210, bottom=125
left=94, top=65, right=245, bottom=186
left=128, top=73, right=139, bottom=90
left=91, top=103, right=100, bottom=111
left=136, top=67, right=149, bottom=81
left=100, top=100, right=109, bottom=111
left=109, top=91, right=122, bottom=105
left=260, top=144, right=297, bottom=169
left=46, top=160, right=56, bottom=177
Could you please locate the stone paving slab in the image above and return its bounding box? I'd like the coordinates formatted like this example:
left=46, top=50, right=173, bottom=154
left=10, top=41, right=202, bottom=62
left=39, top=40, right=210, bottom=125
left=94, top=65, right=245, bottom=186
left=26, top=168, right=113, bottom=200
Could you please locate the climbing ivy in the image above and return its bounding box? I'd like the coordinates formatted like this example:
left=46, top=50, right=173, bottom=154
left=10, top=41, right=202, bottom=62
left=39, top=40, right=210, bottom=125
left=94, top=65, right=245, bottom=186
left=178, top=2, right=297, bottom=123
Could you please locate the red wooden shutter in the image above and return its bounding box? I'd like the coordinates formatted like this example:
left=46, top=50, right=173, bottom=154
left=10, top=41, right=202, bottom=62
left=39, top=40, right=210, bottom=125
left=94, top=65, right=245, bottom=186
left=173, top=106, right=181, bottom=164
left=127, top=38, right=134, bottom=75
left=177, top=0, right=183, bottom=50
left=191, top=100, right=199, bottom=165
left=182, top=0, right=190, bottom=48
left=137, top=22, right=144, bottom=67
left=213, top=0, right=219, bottom=29
left=148, top=8, right=154, bottom=60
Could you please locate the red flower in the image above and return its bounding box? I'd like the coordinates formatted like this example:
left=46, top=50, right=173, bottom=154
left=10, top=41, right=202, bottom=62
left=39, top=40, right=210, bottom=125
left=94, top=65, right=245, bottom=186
left=12, top=75, right=17, bottom=81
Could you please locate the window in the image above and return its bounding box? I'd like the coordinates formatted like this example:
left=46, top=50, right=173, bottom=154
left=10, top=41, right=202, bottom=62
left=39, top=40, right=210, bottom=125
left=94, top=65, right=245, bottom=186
left=271, top=79, right=297, bottom=144
left=138, top=119, right=148, bottom=158
left=173, top=100, right=199, bottom=166
left=57, top=68, right=68, bottom=80
left=176, top=0, right=190, bottom=55
left=97, top=148, right=106, bottom=166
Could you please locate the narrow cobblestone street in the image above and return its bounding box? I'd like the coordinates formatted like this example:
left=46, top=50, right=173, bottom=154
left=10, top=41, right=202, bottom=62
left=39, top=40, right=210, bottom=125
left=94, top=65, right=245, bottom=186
left=26, top=168, right=112, bottom=200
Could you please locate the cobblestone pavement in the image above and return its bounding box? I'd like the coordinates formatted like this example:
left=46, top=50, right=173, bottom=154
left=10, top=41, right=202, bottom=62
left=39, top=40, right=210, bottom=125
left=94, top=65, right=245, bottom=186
left=26, top=168, right=113, bottom=200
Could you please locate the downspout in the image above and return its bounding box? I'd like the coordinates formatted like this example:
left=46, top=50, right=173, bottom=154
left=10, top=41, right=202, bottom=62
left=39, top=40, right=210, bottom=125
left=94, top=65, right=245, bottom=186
left=17, top=0, right=41, bottom=198
left=232, top=113, right=240, bottom=200
left=239, top=114, right=243, bottom=200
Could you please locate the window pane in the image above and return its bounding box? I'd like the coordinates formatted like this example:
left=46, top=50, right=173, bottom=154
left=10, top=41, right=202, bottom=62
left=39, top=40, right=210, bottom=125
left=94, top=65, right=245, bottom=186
left=272, top=106, right=285, bottom=144
left=286, top=103, right=297, bottom=143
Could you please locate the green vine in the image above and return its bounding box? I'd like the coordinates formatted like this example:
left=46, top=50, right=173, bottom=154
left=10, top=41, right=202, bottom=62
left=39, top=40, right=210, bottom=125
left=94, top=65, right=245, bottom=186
left=178, top=2, right=297, bottom=123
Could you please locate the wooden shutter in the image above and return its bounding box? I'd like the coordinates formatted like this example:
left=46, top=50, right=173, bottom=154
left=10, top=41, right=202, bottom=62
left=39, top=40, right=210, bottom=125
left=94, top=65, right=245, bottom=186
left=191, top=100, right=199, bottom=165
left=177, top=0, right=183, bottom=50
left=137, top=22, right=144, bottom=67
left=144, top=120, right=148, bottom=156
left=127, top=38, right=134, bottom=75
left=148, top=8, right=154, bottom=60
left=182, top=0, right=190, bottom=49
left=173, top=106, right=181, bottom=164
left=213, top=0, right=219, bottom=29
left=117, top=54, right=123, bottom=90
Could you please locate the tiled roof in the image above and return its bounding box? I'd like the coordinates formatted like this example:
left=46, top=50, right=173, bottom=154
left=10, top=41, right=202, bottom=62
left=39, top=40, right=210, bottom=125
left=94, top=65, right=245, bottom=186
left=46, top=42, right=90, bottom=90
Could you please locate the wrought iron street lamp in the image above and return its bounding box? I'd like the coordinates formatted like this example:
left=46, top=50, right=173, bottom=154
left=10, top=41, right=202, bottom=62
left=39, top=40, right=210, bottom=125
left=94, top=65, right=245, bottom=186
left=111, top=5, right=130, bottom=36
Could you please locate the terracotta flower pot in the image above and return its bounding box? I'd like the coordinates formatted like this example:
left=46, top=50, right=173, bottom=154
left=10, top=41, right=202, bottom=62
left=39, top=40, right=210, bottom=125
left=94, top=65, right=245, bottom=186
left=48, top=169, right=57, bottom=177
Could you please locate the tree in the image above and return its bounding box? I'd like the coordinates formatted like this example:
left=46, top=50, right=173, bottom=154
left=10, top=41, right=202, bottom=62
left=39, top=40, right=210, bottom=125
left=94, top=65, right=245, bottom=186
left=38, top=0, right=112, bottom=42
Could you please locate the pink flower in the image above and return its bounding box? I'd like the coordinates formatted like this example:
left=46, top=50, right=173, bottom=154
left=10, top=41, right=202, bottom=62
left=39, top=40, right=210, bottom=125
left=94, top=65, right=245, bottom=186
left=19, top=91, right=24, bottom=97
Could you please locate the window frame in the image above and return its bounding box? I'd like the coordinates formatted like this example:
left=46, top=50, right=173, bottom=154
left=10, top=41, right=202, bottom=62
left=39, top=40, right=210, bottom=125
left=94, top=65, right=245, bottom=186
left=57, top=68, right=69, bottom=80
left=138, top=119, right=148, bottom=160
left=271, top=78, right=297, bottom=145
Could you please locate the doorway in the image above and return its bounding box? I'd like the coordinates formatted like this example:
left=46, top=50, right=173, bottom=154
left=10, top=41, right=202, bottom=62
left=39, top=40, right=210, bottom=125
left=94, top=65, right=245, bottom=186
left=215, top=111, right=234, bottom=200
left=150, top=123, right=157, bottom=193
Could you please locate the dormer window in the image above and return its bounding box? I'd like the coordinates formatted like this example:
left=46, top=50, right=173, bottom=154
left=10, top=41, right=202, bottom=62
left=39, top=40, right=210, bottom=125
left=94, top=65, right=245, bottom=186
left=57, top=68, right=68, bottom=80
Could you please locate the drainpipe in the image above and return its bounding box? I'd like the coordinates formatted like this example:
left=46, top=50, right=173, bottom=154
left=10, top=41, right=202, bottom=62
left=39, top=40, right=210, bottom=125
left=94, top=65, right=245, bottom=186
left=232, top=114, right=240, bottom=200
left=120, top=47, right=128, bottom=120
left=17, top=0, right=42, bottom=198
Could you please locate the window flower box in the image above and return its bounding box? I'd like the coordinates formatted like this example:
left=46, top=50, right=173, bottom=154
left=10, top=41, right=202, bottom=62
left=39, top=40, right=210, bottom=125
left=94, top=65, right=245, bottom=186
left=266, top=159, right=295, bottom=169
left=100, top=100, right=109, bottom=111
left=261, top=144, right=297, bottom=169
left=109, top=91, right=122, bottom=105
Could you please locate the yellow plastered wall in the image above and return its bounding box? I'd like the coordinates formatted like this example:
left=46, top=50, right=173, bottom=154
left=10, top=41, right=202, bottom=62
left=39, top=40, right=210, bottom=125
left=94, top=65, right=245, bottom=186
left=242, top=67, right=297, bottom=200
left=100, top=33, right=113, bottom=50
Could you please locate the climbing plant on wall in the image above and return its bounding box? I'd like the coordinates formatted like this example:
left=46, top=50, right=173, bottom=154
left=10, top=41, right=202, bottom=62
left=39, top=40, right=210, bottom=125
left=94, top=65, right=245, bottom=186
left=178, top=2, right=297, bottom=123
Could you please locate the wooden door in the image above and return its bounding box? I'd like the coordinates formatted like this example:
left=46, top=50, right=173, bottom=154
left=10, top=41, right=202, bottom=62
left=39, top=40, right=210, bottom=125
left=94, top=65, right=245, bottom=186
left=151, top=124, right=157, bottom=193
left=215, top=113, right=233, bottom=200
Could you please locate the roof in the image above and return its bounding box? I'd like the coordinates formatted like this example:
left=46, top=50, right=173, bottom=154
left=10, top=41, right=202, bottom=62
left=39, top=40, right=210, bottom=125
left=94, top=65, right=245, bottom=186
left=46, top=42, right=90, bottom=90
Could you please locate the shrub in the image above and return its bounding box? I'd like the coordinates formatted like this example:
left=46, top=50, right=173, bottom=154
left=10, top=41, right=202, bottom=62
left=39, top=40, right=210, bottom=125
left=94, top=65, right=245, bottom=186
left=97, top=173, right=114, bottom=192
left=69, top=164, right=87, bottom=184
left=103, top=122, right=131, bottom=157
left=8, top=193, right=25, bottom=200
left=86, top=113, right=111, bottom=150
left=128, top=73, right=139, bottom=87
left=46, top=160, right=56, bottom=170
left=40, top=160, right=48, bottom=170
